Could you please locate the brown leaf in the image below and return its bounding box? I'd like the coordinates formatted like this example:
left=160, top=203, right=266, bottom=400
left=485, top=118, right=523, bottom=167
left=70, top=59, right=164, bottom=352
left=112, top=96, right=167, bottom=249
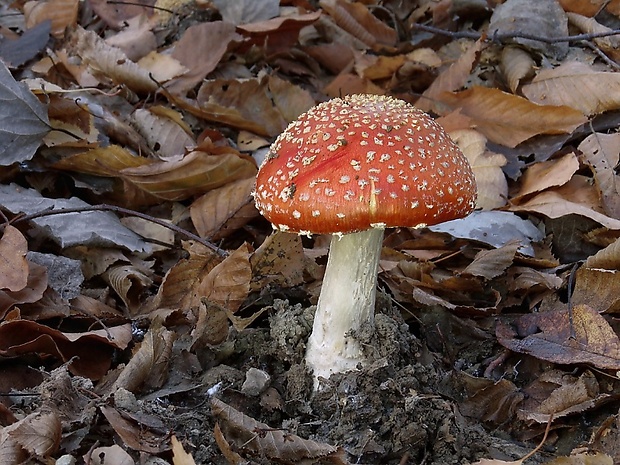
left=212, top=398, right=347, bottom=463
left=53, top=145, right=152, bottom=177
left=544, top=452, right=613, bottom=465
left=166, top=22, right=241, bottom=95
left=70, top=27, right=158, bottom=93
left=24, top=0, right=78, bottom=38
left=190, top=177, right=258, bottom=240
left=112, top=323, right=175, bottom=393
left=418, top=38, right=484, bottom=113
left=519, top=370, right=611, bottom=423
left=120, top=150, right=257, bottom=201
left=0, top=262, right=48, bottom=317
left=0, top=409, right=61, bottom=460
left=512, top=152, right=579, bottom=202
left=496, top=304, right=620, bottom=370
left=131, top=107, right=195, bottom=158
left=0, top=320, right=132, bottom=379
left=571, top=266, right=620, bottom=314
left=585, top=236, right=620, bottom=270
left=198, top=243, right=252, bottom=314
left=102, top=263, right=153, bottom=317
left=250, top=232, right=306, bottom=291
left=190, top=75, right=314, bottom=137
left=441, top=86, right=587, bottom=147
left=450, top=129, right=507, bottom=210
left=171, top=435, right=197, bottom=465
left=319, top=0, right=397, bottom=50
left=100, top=406, right=170, bottom=454
left=459, top=374, right=523, bottom=425
left=500, top=46, right=536, bottom=94
left=522, top=61, right=620, bottom=116
left=0, top=226, right=28, bottom=292
left=237, top=11, right=322, bottom=55
left=83, top=445, right=135, bottom=465
left=509, top=176, right=620, bottom=230
left=462, top=240, right=520, bottom=280
left=578, top=133, right=620, bottom=219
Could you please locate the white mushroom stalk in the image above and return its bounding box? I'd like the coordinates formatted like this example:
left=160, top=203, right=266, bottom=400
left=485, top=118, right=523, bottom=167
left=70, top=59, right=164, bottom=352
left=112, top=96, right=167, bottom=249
left=253, top=94, right=477, bottom=390
left=305, top=228, right=383, bottom=385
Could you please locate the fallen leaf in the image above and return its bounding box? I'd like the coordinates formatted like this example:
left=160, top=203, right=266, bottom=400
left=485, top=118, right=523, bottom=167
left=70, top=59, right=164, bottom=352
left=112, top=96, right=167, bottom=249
left=496, top=304, right=620, bottom=370
left=500, top=46, right=536, bottom=94
left=166, top=22, right=241, bottom=95
left=84, top=445, right=135, bottom=465
left=100, top=406, right=170, bottom=454
left=212, top=0, right=279, bottom=25
left=571, top=267, right=620, bottom=314
left=578, top=133, right=620, bottom=219
left=131, top=107, right=195, bottom=158
left=0, top=61, right=50, bottom=166
left=0, top=226, right=29, bottom=292
left=212, top=398, right=347, bottom=464
left=512, top=152, right=579, bottom=201
left=24, top=0, right=78, bottom=38
left=441, top=87, right=587, bottom=147
left=522, top=61, right=620, bottom=116
left=171, top=435, right=196, bottom=465
left=0, top=409, right=61, bottom=461
left=190, top=177, right=258, bottom=240
left=462, top=240, right=520, bottom=280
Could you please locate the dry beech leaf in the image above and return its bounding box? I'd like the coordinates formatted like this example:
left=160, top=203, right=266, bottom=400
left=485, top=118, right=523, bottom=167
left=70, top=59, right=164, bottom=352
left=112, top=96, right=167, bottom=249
left=462, top=240, right=520, bottom=280
left=71, top=27, right=158, bottom=93
left=567, top=12, right=620, bottom=52
left=450, top=129, right=507, bottom=209
left=319, top=0, right=397, bottom=50
left=544, top=452, right=613, bottom=465
left=578, top=133, right=620, bottom=219
left=53, top=145, right=152, bottom=177
left=522, top=61, right=620, bottom=116
left=496, top=304, right=620, bottom=370
left=100, top=406, right=170, bottom=454
left=509, top=176, right=620, bottom=230
left=559, top=0, right=609, bottom=16
left=519, top=370, right=610, bottom=423
left=102, top=263, right=153, bottom=317
left=512, top=152, right=579, bottom=202
left=0, top=262, right=48, bottom=316
left=418, top=38, right=484, bottom=114
left=112, top=323, right=175, bottom=393
left=120, top=150, right=257, bottom=201
left=459, top=374, right=523, bottom=426
left=137, top=51, right=188, bottom=83
left=237, top=11, right=322, bottom=54
left=213, top=423, right=245, bottom=465
left=131, top=108, right=195, bottom=158
left=105, top=14, right=156, bottom=62
left=500, top=46, right=536, bottom=93
left=212, top=398, right=347, bottom=464
left=0, top=320, right=132, bottom=379
left=191, top=75, right=314, bottom=137
left=441, top=86, right=587, bottom=147
left=250, top=232, right=306, bottom=291
left=84, top=445, right=135, bottom=465
left=571, top=267, right=620, bottom=314
left=166, top=22, right=241, bottom=95
left=170, top=435, right=196, bottom=465
left=24, top=0, right=78, bottom=38
left=586, top=236, right=620, bottom=269
left=190, top=177, right=258, bottom=240
left=151, top=242, right=221, bottom=311
left=198, top=243, right=252, bottom=314
left=0, top=409, right=61, bottom=461
left=0, top=226, right=29, bottom=292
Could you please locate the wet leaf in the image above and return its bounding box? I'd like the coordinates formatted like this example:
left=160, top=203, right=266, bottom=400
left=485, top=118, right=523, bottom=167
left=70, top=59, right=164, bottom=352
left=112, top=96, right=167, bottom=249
left=496, top=304, right=620, bottom=370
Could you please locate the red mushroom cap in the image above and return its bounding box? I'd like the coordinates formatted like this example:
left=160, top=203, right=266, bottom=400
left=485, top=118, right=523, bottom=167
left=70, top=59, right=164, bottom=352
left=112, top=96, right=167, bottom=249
left=254, top=94, right=477, bottom=235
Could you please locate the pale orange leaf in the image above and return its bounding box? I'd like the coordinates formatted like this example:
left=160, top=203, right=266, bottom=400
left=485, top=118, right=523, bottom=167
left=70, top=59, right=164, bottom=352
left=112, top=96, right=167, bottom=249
left=522, top=61, right=620, bottom=115
left=512, top=152, right=579, bottom=201
left=441, top=86, right=587, bottom=147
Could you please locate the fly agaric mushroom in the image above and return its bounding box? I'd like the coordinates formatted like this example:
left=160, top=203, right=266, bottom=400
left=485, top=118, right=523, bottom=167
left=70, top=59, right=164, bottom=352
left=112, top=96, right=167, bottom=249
left=254, top=94, right=477, bottom=387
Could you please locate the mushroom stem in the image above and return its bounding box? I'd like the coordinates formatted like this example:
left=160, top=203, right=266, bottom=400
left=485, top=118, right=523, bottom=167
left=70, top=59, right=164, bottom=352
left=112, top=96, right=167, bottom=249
left=306, top=227, right=384, bottom=388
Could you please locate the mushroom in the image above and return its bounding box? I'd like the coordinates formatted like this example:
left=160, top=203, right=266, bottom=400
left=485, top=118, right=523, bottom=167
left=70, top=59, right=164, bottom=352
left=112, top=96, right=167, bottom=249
left=254, top=94, right=477, bottom=388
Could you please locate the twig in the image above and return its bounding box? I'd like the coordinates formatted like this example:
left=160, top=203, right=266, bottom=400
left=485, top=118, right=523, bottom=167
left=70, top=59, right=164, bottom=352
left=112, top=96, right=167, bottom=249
left=10, top=204, right=228, bottom=257
left=410, top=23, right=620, bottom=44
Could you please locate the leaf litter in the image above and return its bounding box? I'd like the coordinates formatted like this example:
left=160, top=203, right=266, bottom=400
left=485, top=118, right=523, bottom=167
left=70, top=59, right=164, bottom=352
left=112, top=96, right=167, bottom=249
left=4, top=0, right=620, bottom=464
